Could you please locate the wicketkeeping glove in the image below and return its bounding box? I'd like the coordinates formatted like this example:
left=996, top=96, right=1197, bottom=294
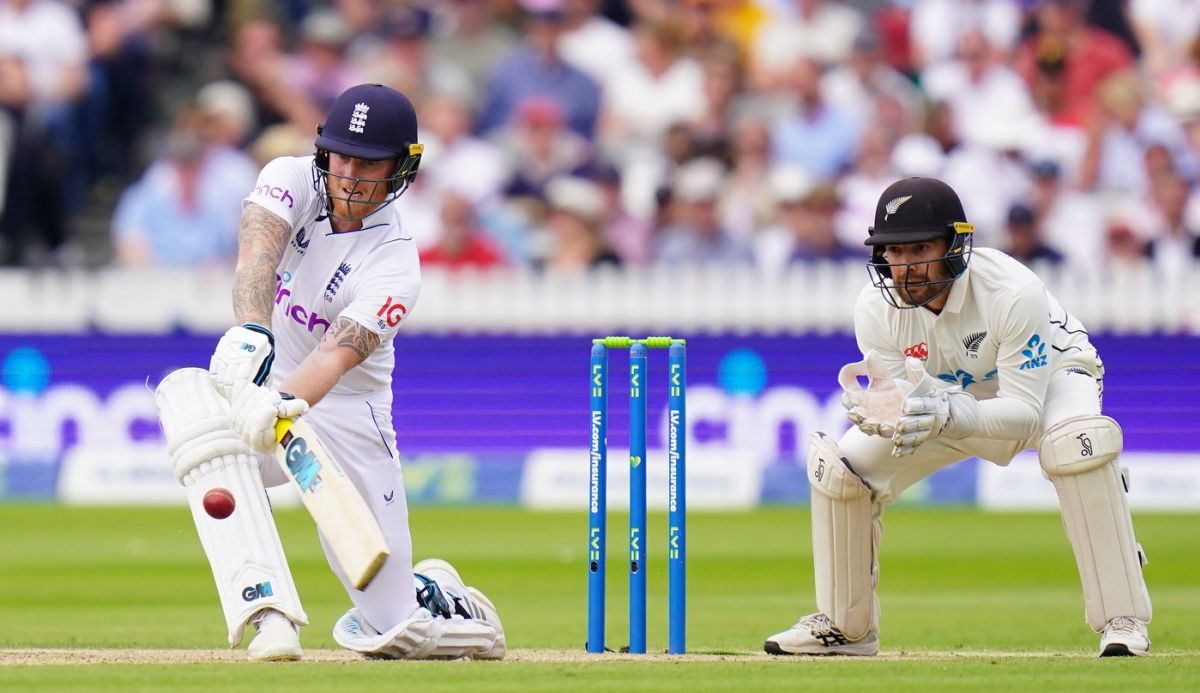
left=891, top=358, right=980, bottom=457
left=210, top=323, right=275, bottom=400
left=838, top=350, right=912, bottom=437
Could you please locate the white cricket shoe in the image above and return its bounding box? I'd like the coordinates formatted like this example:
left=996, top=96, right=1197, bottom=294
left=764, top=613, right=879, bottom=656
left=1100, top=617, right=1150, bottom=657
left=247, top=609, right=302, bottom=661
left=414, top=558, right=507, bottom=660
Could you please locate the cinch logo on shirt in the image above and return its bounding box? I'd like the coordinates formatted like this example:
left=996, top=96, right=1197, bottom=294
left=275, top=284, right=331, bottom=334
left=1019, top=334, right=1047, bottom=370
left=904, top=341, right=928, bottom=359
left=254, top=184, right=295, bottom=208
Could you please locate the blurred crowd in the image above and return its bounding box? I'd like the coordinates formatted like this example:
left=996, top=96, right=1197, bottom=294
left=1, top=0, right=1199, bottom=280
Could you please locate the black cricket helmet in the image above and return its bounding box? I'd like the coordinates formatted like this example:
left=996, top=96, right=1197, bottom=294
left=312, top=83, right=424, bottom=221
left=865, top=176, right=975, bottom=309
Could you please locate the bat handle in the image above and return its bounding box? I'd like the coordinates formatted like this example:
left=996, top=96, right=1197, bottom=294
left=274, top=417, right=295, bottom=443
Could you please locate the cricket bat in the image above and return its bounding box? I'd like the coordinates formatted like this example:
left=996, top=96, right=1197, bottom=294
left=274, top=417, right=389, bottom=590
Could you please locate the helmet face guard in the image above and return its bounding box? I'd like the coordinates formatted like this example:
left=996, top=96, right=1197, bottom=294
left=311, top=142, right=423, bottom=222
left=867, top=222, right=974, bottom=309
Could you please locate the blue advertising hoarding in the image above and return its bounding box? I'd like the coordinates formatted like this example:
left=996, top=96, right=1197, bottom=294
left=1, top=334, right=1197, bottom=507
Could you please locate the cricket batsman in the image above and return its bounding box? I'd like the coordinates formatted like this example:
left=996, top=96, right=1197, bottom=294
left=765, top=177, right=1152, bottom=657
left=154, top=84, right=505, bottom=660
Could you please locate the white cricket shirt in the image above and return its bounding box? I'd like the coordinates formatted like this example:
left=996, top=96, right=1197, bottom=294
left=854, top=248, right=1093, bottom=440
left=243, top=155, right=420, bottom=400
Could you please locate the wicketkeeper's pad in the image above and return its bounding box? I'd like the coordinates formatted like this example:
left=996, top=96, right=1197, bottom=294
left=1039, top=415, right=1151, bottom=631
left=807, top=432, right=881, bottom=641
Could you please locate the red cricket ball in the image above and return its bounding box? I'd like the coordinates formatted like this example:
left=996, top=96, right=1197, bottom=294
left=203, top=487, right=236, bottom=519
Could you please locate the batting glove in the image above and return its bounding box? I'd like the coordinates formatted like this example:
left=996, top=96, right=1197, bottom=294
left=230, top=383, right=309, bottom=453
left=210, top=323, right=275, bottom=400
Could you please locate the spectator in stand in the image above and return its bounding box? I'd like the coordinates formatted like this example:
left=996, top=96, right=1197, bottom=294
left=922, top=26, right=1039, bottom=152
left=749, top=0, right=864, bottom=90
left=822, top=30, right=921, bottom=139
left=111, top=108, right=256, bottom=268
left=0, top=0, right=89, bottom=266
left=421, top=191, right=508, bottom=270
left=654, top=157, right=753, bottom=265
left=1143, top=170, right=1200, bottom=280
left=557, top=0, right=636, bottom=84
left=758, top=165, right=859, bottom=274
left=497, top=97, right=592, bottom=201
left=538, top=175, right=620, bottom=271
left=1128, top=0, right=1200, bottom=88
left=1080, top=71, right=1196, bottom=195
left=227, top=19, right=322, bottom=138
left=420, top=91, right=508, bottom=206
left=1004, top=203, right=1065, bottom=267
left=284, top=9, right=365, bottom=115
left=428, top=0, right=519, bottom=98
left=908, top=0, right=1021, bottom=70
left=720, top=116, right=776, bottom=243
left=770, top=56, right=862, bottom=180
left=1027, top=158, right=1105, bottom=269
left=359, top=5, right=473, bottom=110
left=597, top=20, right=706, bottom=156
left=1014, top=0, right=1133, bottom=129
left=836, top=123, right=901, bottom=247
left=584, top=161, right=652, bottom=266
left=477, top=0, right=602, bottom=140
left=689, top=44, right=744, bottom=162
left=1102, top=213, right=1151, bottom=267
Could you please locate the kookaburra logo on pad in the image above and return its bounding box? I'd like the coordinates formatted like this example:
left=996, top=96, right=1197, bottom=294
left=884, top=195, right=912, bottom=220
left=349, top=103, right=369, bottom=133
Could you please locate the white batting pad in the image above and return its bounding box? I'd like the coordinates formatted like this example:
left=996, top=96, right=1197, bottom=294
left=1039, top=415, right=1151, bottom=631
left=333, top=607, right=442, bottom=659
left=156, top=368, right=308, bottom=646
left=807, top=432, right=880, bottom=641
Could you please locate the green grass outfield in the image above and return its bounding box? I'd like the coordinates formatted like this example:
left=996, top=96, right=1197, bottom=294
left=1, top=504, right=1196, bottom=691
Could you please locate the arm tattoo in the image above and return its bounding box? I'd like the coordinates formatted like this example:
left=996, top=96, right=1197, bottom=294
left=233, top=204, right=290, bottom=325
left=327, top=317, right=381, bottom=363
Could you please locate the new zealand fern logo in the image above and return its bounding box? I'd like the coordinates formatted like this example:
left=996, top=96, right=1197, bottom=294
left=962, top=331, right=987, bottom=357
left=884, top=195, right=912, bottom=220
left=1019, top=334, right=1048, bottom=370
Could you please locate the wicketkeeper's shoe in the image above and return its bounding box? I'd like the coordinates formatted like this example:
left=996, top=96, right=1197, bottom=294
left=247, top=609, right=302, bottom=661
left=764, top=613, right=879, bottom=656
left=414, top=558, right=507, bottom=660
left=1099, top=617, right=1150, bottom=657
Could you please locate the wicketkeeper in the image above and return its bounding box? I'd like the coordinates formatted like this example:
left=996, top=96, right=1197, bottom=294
left=765, top=177, right=1152, bottom=657
left=155, top=84, right=505, bottom=661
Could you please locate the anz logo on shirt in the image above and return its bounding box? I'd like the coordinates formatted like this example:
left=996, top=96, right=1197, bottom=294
left=1020, top=334, right=1048, bottom=370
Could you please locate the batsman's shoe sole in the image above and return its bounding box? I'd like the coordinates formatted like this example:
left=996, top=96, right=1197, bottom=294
left=763, top=639, right=879, bottom=656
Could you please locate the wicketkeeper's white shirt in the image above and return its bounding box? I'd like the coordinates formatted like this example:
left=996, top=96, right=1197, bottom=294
left=242, top=155, right=421, bottom=401
left=854, top=247, right=1095, bottom=441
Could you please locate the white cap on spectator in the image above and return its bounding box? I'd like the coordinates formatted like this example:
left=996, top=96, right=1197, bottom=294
left=302, top=9, right=352, bottom=46
left=767, top=165, right=814, bottom=204
left=1167, top=79, right=1200, bottom=123
left=196, top=80, right=256, bottom=144
left=546, top=176, right=605, bottom=223
left=673, top=158, right=725, bottom=202
left=891, top=134, right=944, bottom=177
